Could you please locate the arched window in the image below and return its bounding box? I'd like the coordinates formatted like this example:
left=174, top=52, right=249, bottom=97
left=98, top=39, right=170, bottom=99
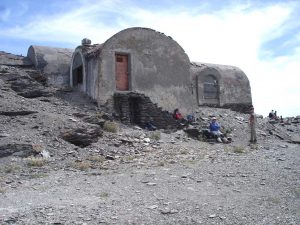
left=203, top=75, right=218, bottom=99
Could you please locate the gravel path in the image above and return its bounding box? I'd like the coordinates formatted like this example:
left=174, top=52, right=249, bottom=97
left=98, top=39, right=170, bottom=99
left=1, top=140, right=299, bottom=224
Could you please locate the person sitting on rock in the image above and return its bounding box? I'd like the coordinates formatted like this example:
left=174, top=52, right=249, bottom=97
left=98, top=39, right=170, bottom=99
left=186, top=114, right=196, bottom=125
left=209, top=117, right=228, bottom=143
left=173, top=108, right=188, bottom=128
left=268, top=110, right=275, bottom=119
left=173, top=108, right=183, bottom=120
left=145, top=117, right=157, bottom=131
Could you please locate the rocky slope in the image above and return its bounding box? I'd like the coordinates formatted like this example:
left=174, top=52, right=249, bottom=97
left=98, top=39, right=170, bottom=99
left=0, top=61, right=299, bottom=224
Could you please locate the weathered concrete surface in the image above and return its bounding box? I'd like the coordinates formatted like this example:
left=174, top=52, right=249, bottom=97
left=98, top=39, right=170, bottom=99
left=191, top=62, right=252, bottom=111
left=71, top=28, right=195, bottom=114
left=0, top=51, right=32, bottom=66
left=70, top=44, right=103, bottom=96
left=27, top=45, right=74, bottom=87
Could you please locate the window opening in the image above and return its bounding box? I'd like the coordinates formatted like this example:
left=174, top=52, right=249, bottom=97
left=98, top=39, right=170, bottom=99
left=203, top=75, right=218, bottom=99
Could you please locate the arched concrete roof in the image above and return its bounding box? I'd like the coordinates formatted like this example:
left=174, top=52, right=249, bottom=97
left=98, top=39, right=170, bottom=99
left=95, top=27, right=194, bottom=113
left=191, top=62, right=252, bottom=110
left=70, top=43, right=104, bottom=97
left=27, top=45, right=74, bottom=87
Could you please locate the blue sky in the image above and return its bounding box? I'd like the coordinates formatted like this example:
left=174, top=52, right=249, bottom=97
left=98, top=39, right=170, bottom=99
left=1, top=0, right=299, bottom=117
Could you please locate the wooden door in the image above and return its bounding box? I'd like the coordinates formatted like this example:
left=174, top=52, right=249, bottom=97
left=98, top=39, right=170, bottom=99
left=115, top=54, right=129, bottom=91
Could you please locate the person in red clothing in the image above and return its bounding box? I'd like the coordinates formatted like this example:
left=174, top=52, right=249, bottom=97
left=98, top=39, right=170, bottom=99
left=173, top=108, right=183, bottom=120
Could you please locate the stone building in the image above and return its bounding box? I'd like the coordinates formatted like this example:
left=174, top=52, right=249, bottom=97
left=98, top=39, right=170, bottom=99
left=26, top=27, right=252, bottom=127
left=27, top=45, right=74, bottom=87
left=70, top=27, right=195, bottom=127
left=190, top=62, right=252, bottom=112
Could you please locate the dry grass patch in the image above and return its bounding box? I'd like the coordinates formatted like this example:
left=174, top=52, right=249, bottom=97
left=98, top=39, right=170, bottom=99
left=233, top=146, right=245, bottom=154
left=183, top=159, right=199, bottom=167
left=26, top=157, right=46, bottom=167
left=3, top=164, right=21, bottom=173
left=120, top=155, right=137, bottom=163
left=150, top=131, right=161, bottom=140
left=103, top=121, right=118, bottom=133
left=180, top=149, right=189, bottom=155
left=224, top=146, right=230, bottom=152
left=32, top=144, right=44, bottom=154
left=157, top=161, right=165, bottom=167
left=0, top=188, right=6, bottom=194
left=99, top=191, right=109, bottom=198
left=267, top=197, right=280, bottom=204
left=250, top=144, right=258, bottom=150
left=73, top=161, right=91, bottom=171
left=29, top=173, right=49, bottom=179
left=294, top=188, right=300, bottom=198
left=95, top=111, right=104, bottom=118
left=87, top=155, right=105, bottom=163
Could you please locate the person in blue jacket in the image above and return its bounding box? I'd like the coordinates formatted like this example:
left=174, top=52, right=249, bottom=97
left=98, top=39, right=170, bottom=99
left=209, top=117, right=228, bottom=143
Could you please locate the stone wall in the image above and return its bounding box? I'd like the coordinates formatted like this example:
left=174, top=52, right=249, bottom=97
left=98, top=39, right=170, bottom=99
left=114, top=92, right=177, bottom=129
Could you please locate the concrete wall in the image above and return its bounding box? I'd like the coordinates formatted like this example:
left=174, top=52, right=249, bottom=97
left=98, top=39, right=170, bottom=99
left=191, top=62, right=252, bottom=111
left=70, top=44, right=103, bottom=100
left=86, top=57, right=99, bottom=99
left=27, top=45, right=73, bottom=87
left=69, top=27, right=253, bottom=114
left=96, top=27, right=195, bottom=113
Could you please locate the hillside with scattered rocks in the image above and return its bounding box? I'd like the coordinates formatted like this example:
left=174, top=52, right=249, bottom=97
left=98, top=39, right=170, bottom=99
left=0, top=57, right=299, bottom=224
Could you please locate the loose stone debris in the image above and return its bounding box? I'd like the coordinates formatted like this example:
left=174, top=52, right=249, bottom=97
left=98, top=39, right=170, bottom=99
left=0, top=63, right=299, bottom=225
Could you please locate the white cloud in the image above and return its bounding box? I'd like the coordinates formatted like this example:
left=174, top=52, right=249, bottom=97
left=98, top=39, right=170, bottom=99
left=124, top=3, right=299, bottom=116
left=3, top=0, right=125, bottom=45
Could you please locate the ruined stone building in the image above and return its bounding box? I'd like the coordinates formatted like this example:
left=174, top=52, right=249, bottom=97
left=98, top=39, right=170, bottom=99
left=25, top=27, right=252, bottom=127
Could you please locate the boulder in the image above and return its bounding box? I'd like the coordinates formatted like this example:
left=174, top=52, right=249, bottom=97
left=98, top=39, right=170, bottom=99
left=0, top=144, right=39, bottom=158
left=184, top=127, right=201, bottom=139
left=61, top=127, right=103, bottom=148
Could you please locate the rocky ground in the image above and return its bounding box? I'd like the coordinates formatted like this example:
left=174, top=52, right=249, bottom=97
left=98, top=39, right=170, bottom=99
left=0, top=64, right=299, bottom=225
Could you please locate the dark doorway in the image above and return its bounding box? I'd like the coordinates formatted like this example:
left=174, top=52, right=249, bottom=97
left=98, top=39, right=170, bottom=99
left=129, top=97, right=141, bottom=125
left=73, top=65, right=83, bottom=86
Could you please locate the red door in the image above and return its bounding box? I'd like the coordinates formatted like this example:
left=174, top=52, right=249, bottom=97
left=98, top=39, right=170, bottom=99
left=115, top=54, right=129, bottom=91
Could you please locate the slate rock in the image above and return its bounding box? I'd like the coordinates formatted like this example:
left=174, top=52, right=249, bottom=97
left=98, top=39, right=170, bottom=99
left=184, top=127, right=201, bottom=139
left=0, top=144, right=39, bottom=158
left=10, top=78, right=52, bottom=98
left=83, top=116, right=106, bottom=127
left=0, top=110, right=37, bottom=116
left=61, top=127, right=103, bottom=148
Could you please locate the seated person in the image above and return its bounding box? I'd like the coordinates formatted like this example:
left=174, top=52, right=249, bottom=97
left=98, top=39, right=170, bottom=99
left=209, top=117, right=228, bottom=143
left=186, top=114, right=195, bottom=124
left=173, top=108, right=187, bottom=128
left=173, top=108, right=183, bottom=120
left=268, top=110, right=275, bottom=119
left=145, top=117, right=157, bottom=131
